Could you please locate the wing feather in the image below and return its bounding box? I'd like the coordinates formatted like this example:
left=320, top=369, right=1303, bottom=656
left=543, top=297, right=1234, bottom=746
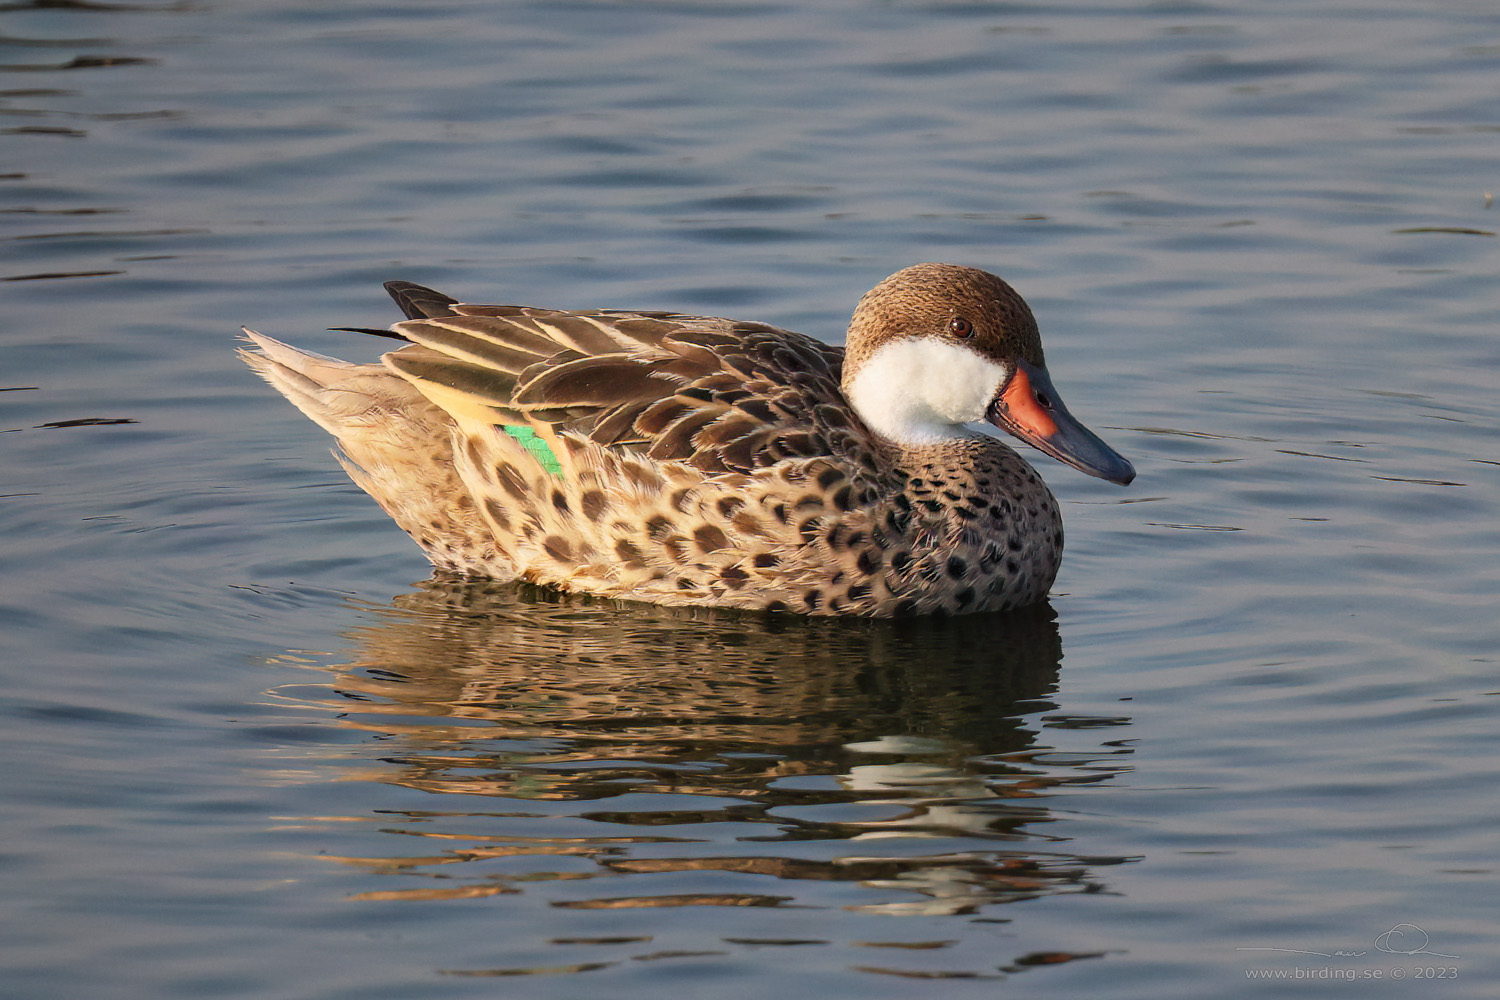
left=384, top=280, right=459, bottom=320
left=376, top=283, right=871, bottom=478
left=513, top=355, right=673, bottom=410
left=394, top=321, right=556, bottom=374
left=399, top=314, right=562, bottom=361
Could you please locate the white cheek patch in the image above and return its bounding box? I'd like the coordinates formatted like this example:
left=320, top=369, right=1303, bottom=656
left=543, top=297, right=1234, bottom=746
left=847, top=338, right=1010, bottom=445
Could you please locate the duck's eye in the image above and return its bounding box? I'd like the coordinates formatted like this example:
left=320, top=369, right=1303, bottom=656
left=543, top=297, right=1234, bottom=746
left=949, top=316, right=973, bottom=339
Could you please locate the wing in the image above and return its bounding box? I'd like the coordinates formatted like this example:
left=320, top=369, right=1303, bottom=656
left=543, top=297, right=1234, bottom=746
left=376, top=283, right=876, bottom=477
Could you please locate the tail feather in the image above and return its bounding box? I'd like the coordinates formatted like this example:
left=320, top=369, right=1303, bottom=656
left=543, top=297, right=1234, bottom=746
left=239, top=329, right=515, bottom=578
left=239, top=330, right=378, bottom=437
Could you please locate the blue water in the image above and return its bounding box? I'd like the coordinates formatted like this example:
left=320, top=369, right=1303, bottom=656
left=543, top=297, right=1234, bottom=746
left=3, top=1, right=1497, bottom=996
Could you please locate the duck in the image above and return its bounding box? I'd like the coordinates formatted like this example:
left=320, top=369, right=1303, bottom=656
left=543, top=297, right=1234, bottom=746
left=240, top=263, right=1134, bottom=616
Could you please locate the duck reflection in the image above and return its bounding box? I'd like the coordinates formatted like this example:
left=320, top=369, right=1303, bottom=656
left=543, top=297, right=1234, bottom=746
left=284, top=579, right=1135, bottom=921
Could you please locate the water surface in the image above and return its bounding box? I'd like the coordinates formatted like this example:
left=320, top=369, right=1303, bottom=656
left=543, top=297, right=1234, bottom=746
left=3, top=1, right=1497, bottom=997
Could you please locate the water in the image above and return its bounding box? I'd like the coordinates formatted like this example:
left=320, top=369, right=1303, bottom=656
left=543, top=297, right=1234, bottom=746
left=3, top=0, right=1498, bottom=996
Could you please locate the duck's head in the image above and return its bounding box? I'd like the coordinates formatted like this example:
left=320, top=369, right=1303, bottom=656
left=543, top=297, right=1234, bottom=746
left=842, top=263, right=1135, bottom=486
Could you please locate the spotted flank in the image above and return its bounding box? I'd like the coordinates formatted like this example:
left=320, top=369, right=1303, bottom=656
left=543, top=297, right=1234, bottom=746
left=240, top=263, right=1134, bottom=616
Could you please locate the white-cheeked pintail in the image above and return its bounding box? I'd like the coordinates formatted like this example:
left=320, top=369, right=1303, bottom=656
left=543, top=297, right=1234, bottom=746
left=241, top=263, right=1134, bottom=616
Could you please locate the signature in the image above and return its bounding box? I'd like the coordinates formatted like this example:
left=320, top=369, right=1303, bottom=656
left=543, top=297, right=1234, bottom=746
left=1237, top=923, right=1459, bottom=960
